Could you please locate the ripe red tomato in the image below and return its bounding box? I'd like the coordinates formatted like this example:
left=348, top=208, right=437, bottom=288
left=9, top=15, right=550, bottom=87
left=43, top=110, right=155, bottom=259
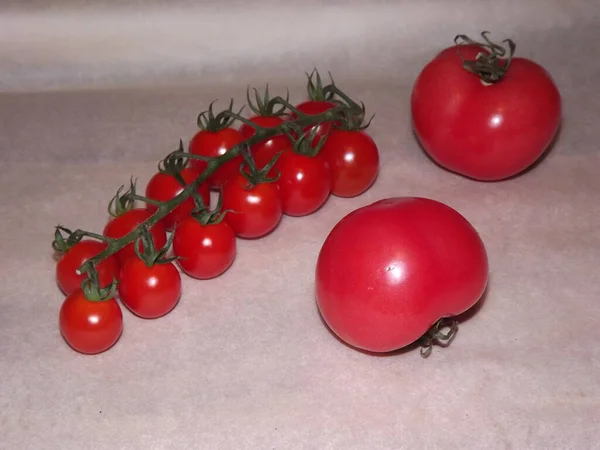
left=411, top=41, right=561, bottom=181
left=56, top=240, right=120, bottom=296
left=172, top=216, right=237, bottom=279
left=144, top=167, right=211, bottom=230
left=118, top=258, right=181, bottom=319
left=291, top=100, right=337, bottom=143
left=276, top=149, right=332, bottom=216
left=240, top=115, right=290, bottom=175
left=103, top=208, right=168, bottom=267
left=315, top=197, right=488, bottom=354
left=189, top=127, right=245, bottom=189
left=222, top=175, right=282, bottom=239
left=320, top=129, right=379, bottom=197
left=59, top=288, right=123, bottom=354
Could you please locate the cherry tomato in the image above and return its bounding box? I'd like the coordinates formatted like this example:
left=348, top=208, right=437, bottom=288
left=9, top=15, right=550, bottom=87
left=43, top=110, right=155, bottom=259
left=59, top=288, right=123, bottom=354
left=118, top=258, right=181, bottom=319
left=315, top=197, right=488, bottom=354
left=103, top=209, right=168, bottom=267
left=172, top=216, right=237, bottom=279
left=291, top=100, right=337, bottom=144
left=276, top=149, right=332, bottom=216
left=411, top=41, right=561, bottom=181
left=189, top=128, right=245, bottom=189
left=144, top=167, right=211, bottom=230
left=320, top=129, right=379, bottom=197
left=240, top=115, right=290, bottom=176
left=222, top=175, right=282, bottom=239
left=56, top=240, right=120, bottom=296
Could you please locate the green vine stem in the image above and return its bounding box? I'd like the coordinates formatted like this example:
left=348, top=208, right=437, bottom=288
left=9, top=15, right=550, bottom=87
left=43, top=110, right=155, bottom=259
left=454, top=31, right=516, bottom=85
left=419, top=318, right=459, bottom=358
left=73, top=93, right=361, bottom=278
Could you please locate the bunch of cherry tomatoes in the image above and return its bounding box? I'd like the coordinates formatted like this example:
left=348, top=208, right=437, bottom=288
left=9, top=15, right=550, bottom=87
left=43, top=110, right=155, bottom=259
left=53, top=32, right=562, bottom=357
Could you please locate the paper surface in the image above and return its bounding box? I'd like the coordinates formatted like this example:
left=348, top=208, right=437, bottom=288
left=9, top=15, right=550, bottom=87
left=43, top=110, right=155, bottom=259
left=1, top=1, right=599, bottom=449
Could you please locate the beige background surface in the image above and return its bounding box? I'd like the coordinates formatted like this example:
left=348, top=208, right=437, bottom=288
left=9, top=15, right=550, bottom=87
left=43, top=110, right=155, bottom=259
left=1, top=1, right=599, bottom=449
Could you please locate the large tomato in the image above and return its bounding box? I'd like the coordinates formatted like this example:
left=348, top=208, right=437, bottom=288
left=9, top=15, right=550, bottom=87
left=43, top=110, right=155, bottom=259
left=59, top=288, right=123, bottom=354
left=144, top=167, right=211, bottom=230
left=221, top=174, right=282, bottom=239
left=315, top=197, right=488, bottom=354
left=411, top=35, right=561, bottom=181
left=172, top=216, right=237, bottom=279
left=319, top=129, right=379, bottom=198
left=276, top=149, right=332, bottom=216
left=118, top=258, right=181, bottom=319
left=189, top=127, right=245, bottom=189
left=103, top=208, right=168, bottom=267
left=56, top=240, right=120, bottom=296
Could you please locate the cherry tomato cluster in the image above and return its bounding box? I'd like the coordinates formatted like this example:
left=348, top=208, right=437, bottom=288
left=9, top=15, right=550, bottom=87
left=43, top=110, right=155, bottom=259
left=52, top=70, right=380, bottom=355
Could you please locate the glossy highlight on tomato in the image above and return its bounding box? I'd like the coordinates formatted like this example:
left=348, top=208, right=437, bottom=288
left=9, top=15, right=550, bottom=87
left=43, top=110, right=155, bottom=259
left=411, top=41, right=561, bottom=181
left=59, top=289, right=123, bottom=355
left=315, top=197, right=489, bottom=354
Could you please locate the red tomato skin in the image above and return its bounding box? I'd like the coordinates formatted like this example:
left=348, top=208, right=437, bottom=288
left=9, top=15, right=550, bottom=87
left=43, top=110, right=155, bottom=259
left=240, top=115, right=291, bottom=175
left=315, top=197, right=488, bottom=353
left=221, top=175, right=282, bottom=239
left=59, top=289, right=123, bottom=354
left=103, top=209, right=168, bottom=267
left=276, top=150, right=332, bottom=217
left=292, top=100, right=337, bottom=143
left=56, top=240, right=120, bottom=296
left=172, top=217, right=237, bottom=279
left=320, top=130, right=380, bottom=198
left=411, top=44, right=561, bottom=181
left=189, top=128, right=246, bottom=189
left=144, top=167, right=211, bottom=230
left=118, top=259, right=181, bottom=319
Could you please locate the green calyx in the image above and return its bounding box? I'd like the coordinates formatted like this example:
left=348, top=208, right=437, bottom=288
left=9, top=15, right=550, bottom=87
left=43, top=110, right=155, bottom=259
left=190, top=189, right=230, bottom=226
left=197, top=99, right=244, bottom=132
left=419, top=318, right=459, bottom=358
left=305, top=69, right=336, bottom=102
left=133, top=224, right=178, bottom=267
left=108, top=178, right=138, bottom=217
left=52, top=225, right=113, bottom=254
left=80, top=266, right=118, bottom=302
left=284, top=125, right=328, bottom=158
left=454, top=31, right=516, bottom=84
left=238, top=144, right=281, bottom=188
left=247, top=84, right=289, bottom=117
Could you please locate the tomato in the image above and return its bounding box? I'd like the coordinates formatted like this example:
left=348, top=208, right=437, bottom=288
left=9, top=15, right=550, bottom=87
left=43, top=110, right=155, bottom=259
left=118, top=258, right=181, bottom=319
left=144, top=167, right=211, bottom=230
left=221, top=175, right=282, bottom=239
left=189, top=127, right=245, bottom=189
left=173, top=216, right=237, bottom=279
left=240, top=115, right=290, bottom=176
left=276, top=149, right=332, bottom=216
left=411, top=39, right=561, bottom=181
left=315, top=197, right=488, bottom=354
left=59, top=288, right=123, bottom=354
left=103, top=209, right=168, bottom=267
left=56, top=240, right=120, bottom=296
left=320, top=129, right=379, bottom=198
left=291, top=100, right=337, bottom=144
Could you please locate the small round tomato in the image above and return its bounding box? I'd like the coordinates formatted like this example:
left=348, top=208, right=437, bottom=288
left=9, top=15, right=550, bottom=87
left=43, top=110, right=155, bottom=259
left=411, top=36, right=561, bottom=181
left=59, top=289, right=123, bottom=354
left=103, top=209, right=168, bottom=267
left=189, top=127, right=245, bottom=189
left=56, top=240, right=120, bottom=296
left=173, top=216, right=237, bottom=279
left=144, top=167, right=211, bottom=230
left=240, top=115, right=290, bottom=176
left=276, top=150, right=332, bottom=216
left=315, top=197, right=488, bottom=354
left=320, top=129, right=379, bottom=198
left=118, top=258, right=181, bottom=319
left=291, top=100, right=337, bottom=144
left=222, top=175, right=282, bottom=239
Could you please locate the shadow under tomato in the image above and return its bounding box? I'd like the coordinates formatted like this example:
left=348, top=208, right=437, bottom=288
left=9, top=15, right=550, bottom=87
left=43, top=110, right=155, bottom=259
left=312, top=277, right=490, bottom=358
left=410, top=121, right=563, bottom=182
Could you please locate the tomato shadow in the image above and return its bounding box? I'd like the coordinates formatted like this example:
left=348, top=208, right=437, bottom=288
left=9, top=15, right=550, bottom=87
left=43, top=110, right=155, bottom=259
left=410, top=121, right=563, bottom=182
left=312, top=277, right=490, bottom=358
